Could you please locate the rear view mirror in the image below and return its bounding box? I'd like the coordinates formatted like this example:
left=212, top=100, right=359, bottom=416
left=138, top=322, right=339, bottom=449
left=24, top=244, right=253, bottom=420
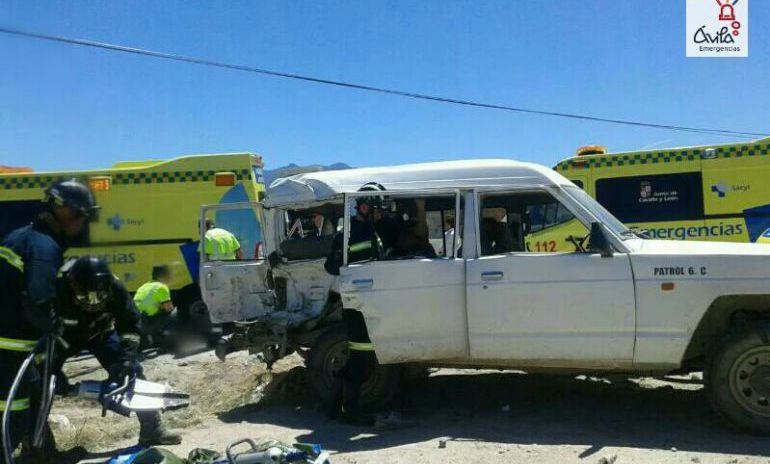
left=588, top=222, right=614, bottom=258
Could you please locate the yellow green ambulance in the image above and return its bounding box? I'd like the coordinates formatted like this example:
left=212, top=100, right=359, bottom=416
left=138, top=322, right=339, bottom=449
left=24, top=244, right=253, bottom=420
left=0, top=152, right=265, bottom=316
left=529, top=137, right=770, bottom=251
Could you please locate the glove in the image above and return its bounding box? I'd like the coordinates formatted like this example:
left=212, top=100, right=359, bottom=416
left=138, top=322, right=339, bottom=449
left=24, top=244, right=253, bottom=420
left=119, top=333, right=141, bottom=360
left=109, top=360, right=138, bottom=382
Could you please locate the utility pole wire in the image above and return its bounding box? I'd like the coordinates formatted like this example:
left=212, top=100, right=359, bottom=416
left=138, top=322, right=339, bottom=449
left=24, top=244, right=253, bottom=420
left=1, top=26, right=767, bottom=139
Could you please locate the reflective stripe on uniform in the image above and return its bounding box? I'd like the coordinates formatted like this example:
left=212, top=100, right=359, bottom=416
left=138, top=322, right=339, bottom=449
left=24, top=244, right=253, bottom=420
left=348, top=241, right=372, bottom=253
left=0, top=398, right=30, bottom=412
left=120, top=333, right=141, bottom=344
left=348, top=341, right=375, bottom=351
left=0, top=246, right=24, bottom=272
left=0, top=336, right=36, bottom=352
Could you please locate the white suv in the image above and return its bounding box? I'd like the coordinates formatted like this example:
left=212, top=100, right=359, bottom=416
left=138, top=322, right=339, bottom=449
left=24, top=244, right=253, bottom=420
left=200, top=159, right=770, bottom=433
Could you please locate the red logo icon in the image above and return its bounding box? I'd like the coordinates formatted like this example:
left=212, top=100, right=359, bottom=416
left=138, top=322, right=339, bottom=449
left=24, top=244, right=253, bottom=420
left=716, top=0, right=742, bottom=36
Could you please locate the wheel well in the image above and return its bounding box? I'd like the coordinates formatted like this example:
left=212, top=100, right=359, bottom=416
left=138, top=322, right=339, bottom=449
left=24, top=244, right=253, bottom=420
left=681, top=294, right=770, bottom=368
left=171, top=283, right=203, bottom=321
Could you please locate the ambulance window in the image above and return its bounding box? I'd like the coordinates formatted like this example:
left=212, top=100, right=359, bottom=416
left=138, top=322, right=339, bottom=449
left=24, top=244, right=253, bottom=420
left=570, top=180, right=584, bottom=189
left=527, top=202, right=574, bottom=232
left=479, top=191, right=589, bottom=256
left=596, top=172, right=704, bottom=223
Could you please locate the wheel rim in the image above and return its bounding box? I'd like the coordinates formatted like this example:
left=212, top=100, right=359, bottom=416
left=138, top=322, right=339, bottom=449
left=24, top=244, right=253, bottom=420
left=728, top=346, right=770, bottom=417
left=322, top=341, right=380, bottom=396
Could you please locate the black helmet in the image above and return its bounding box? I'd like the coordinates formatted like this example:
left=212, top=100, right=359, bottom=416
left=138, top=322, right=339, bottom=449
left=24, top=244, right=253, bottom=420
left=356, top=182, right=388, bottom=210
left=44, top=180, right=100, bottom=221
left=68, top=256, right=113, bottom=312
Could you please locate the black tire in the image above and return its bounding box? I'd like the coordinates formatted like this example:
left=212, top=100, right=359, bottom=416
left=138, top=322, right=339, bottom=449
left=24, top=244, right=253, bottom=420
left=306, top=325, right=400, bottom=411
left=705, top=321, right=770, bottom=433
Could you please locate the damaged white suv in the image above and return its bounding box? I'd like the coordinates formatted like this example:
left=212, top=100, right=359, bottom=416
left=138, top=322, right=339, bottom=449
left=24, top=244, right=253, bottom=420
left=200, top=159, right=770, bottom=433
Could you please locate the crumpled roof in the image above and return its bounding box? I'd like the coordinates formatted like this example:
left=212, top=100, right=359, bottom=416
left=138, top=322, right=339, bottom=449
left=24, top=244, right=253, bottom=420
left=264, top=159, right=569, bottom=207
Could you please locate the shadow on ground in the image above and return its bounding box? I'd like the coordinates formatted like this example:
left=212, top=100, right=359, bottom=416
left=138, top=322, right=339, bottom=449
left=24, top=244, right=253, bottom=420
left=218, top=367, right=770, bottom=459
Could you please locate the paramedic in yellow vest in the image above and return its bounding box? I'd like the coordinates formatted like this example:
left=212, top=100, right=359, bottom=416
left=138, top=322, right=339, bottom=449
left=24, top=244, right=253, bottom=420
left=203, top=219, right=244, bottom=260
left=134, top=265, right=177, bottom=347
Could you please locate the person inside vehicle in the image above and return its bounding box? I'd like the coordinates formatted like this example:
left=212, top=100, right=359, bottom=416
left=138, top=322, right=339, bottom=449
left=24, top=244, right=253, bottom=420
left=203, top=218, right=244, bottom=260
left=0, top=179, right=98, bottom=463
left=311, top=212, right=326, bottom=237
left=134, top=265, right=177, bottom=348
left=392, top=198, right=436, bottom=258
left=324, top=183, right=386, bottom=426
left=480, top=208, right=515, bottom=255
left=55, top=256, right=182, bottom=446
left=443, top=212, right=457, bottom=257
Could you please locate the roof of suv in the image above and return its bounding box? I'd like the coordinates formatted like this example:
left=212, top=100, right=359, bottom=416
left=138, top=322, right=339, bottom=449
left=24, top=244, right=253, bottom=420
left=265, top=159, right=571, bottom=206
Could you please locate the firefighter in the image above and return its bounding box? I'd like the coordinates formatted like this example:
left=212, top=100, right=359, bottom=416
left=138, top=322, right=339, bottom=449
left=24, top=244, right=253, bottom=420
left=203, top=219, right=243, bottom=260
left=0, top=180, right=98, bottom=462
left=324, top=183, right=387, bottom=426
left=55, top=256, right=182, bottom=446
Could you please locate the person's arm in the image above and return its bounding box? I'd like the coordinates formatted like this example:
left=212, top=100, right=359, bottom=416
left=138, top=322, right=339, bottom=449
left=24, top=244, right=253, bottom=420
left=113, top=281, right=142, bottom=335
left=324, top=233, right=344, bottom=275
left=112, top=282, right=142, bottom=358
left=155, top=284, right=175, bottom=313
left=202, top=233, right=213, bottom=260
left=231, top=234, right=243, bottom=260
left=21, top=240, right=62, bottom=333
left=413, top=199, right=429, bottom=239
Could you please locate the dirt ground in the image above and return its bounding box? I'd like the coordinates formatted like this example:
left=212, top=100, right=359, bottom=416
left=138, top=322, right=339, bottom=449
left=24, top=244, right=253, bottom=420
left=49, top=350, right=770, bottom=464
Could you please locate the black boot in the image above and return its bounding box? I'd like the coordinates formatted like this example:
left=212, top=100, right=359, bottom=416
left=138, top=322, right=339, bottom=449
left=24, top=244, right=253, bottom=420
left=137, top=411, right=182, bottom=446
left=339, top=380, right=373, bottom=427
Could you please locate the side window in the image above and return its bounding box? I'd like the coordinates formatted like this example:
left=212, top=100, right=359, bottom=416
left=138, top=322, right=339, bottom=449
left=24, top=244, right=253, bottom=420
left=201, top=204, right=264, bottom=262
left=349, top=193, right=459, bottom=262
left=280, top=205, right=342, bottom=261
left=595, top=172, right=704, bottom=223
left=570, top=179, right=584, bottom=189
left=478, top=191, right=589, bottom=256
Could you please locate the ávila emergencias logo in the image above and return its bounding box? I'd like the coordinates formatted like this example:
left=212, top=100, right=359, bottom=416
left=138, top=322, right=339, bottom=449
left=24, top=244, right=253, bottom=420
left=686, top=0, right=748, bottom=58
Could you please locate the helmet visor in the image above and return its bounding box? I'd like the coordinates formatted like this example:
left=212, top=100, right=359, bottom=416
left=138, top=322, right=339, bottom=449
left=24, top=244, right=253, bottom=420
left=74, top=289, right=109, bottom=312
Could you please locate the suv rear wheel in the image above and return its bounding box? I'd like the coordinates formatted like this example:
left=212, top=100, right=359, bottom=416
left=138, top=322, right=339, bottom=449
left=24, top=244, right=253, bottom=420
left=705, top=321, right=770, bottom=433
left=306, top=325, right=400, bottom=411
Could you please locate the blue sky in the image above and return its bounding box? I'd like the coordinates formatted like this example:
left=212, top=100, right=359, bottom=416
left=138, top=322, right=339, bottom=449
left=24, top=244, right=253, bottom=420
left=0, top=1, right=768, bottom=172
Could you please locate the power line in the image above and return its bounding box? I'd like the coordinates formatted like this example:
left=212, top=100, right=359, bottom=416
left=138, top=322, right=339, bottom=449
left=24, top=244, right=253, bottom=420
left=1, top=26, right=767, bottom=140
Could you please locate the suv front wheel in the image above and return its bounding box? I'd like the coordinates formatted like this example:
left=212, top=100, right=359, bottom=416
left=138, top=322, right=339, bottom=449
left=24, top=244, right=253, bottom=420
left=705, top=322, right=770, bottom=433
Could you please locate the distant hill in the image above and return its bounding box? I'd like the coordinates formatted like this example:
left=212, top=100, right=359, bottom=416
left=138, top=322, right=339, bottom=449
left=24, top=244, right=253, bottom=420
left=264, top=162, right=352, bottom=186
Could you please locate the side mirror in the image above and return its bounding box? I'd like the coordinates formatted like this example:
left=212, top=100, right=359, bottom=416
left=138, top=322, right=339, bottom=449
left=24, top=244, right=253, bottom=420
left=588, top=222, right=614, bottom=258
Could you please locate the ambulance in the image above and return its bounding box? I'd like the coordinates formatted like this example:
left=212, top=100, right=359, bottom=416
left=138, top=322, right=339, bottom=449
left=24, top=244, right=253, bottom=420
left=529, top=137, right=770, bottom=251
left=0, top=152, right=266, bottom=324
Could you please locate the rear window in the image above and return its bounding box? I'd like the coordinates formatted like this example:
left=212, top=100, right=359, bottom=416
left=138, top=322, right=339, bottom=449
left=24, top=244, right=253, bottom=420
left=595, top=172, right=704, bottom=223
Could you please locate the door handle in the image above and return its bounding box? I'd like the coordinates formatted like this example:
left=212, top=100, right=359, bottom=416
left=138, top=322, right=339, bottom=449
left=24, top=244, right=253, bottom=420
left=352, top=278, right=374, bottom=289
left=481, top=271, right=504, bottom=281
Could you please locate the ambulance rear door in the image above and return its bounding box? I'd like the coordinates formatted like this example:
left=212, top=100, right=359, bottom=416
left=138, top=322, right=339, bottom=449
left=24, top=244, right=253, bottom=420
left=199, top=202, right=274, bottom=324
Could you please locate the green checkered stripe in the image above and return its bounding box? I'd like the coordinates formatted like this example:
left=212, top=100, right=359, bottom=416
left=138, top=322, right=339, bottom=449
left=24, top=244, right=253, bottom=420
left=0, top=169, right=253, bottom=190
left=555, top=141, right=770, bottom=171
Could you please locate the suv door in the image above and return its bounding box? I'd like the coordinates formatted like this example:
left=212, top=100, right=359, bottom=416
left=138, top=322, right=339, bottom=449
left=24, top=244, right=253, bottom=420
left=466, top=187, right=636, bottom=367
left=337, top=190, right=470, bottom=364
left=199, top=202, right=273, bottom=324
